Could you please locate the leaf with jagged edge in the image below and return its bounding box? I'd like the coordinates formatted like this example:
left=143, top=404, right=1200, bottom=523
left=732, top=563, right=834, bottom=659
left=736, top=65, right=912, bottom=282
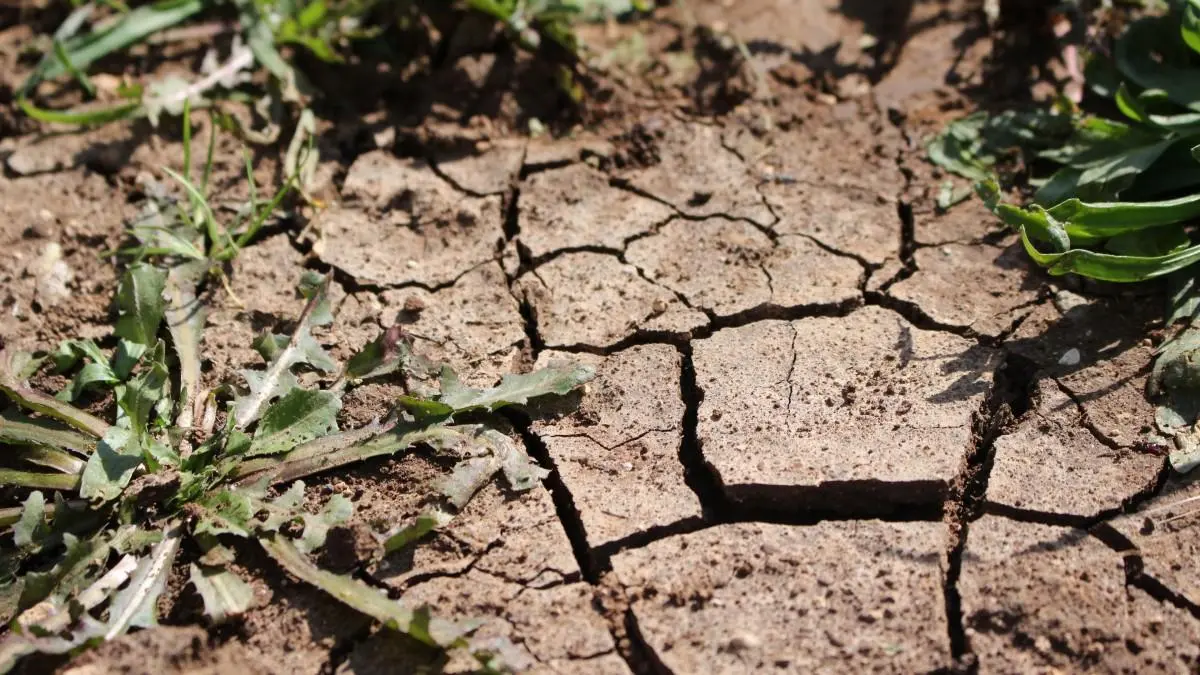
left=401, top=363, right=594, bottom=417
left=247, top=388, right=341, bottom=458
left=259, top=535, right=502, bottom=660
left=296, top=494, right=352, bottom=554
left=233, top=276, right=336, bottom=428
left=383, top=428, right=546, bottom=555
left=188, top=564, right=254, bottom=623
left=102, top=524, right=181, bottom=639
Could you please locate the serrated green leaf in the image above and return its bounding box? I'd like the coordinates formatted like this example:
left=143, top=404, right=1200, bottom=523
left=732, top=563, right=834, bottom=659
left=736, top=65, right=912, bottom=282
left=436, top=363, right=595, bottom=413
left=194, top=489, right=255, bottom=538
left=260, top=535, right=480, bottom=648
left=297, top=494, right=352, bottom=554
left=188, top=564, right=253, bottom=623
left=114, top=264, right=167, bottom=347
left=103, top=524, right=181, bottom=639
left=234, top=282, right=337, bottom=428
left=18, top=529, right=117, bottom=611
left=248, top=389, right=341, bottom=458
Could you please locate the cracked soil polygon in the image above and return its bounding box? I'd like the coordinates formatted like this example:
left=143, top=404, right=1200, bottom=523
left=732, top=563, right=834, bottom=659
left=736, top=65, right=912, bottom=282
left=532, top=345, right=700, bottom=548
left=1111, top=478, right=1200, bottom=608
left=515, top=252, right=706, bottom=349
left=888, top=242, right=1044, bottom=337
left=624, top=220, right=862, bottom=317
left=612, top=521, right=949, bottom=673
left=335, top=261, right=525, bottom=388
left=986, top=379, right=1164, bottom=520
left=1007, top=300, right=1159, bottom=446
left=517, top=162, right=674, bottom=260
left=960, top=515, right=1200, bottom=674
left=432, top=139, right=526, bottom=196
left=312, top=151, right=504, bottom=287
left=693, top=306, right=996, bottom=512
left=615, top=122, right=774, bottom=226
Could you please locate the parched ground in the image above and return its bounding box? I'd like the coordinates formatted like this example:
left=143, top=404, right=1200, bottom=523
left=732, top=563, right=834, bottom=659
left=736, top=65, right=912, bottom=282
left=2, top=0, right=1199, bottom=673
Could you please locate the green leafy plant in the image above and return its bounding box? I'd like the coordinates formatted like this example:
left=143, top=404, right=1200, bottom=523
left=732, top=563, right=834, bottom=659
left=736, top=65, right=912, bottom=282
left=929, top=1, right=1200, bottom=473
left=19, top=0, right=650, bottom=131
left=0, top=137, right=594, bottom=671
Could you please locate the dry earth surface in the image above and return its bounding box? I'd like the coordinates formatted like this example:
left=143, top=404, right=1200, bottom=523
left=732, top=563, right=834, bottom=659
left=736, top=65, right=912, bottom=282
left=1, top=0, right=1198, bottom=673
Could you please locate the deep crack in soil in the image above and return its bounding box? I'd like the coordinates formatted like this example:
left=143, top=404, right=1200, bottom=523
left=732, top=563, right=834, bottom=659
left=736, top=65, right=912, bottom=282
left=4, top=0, right=1200, bottom=673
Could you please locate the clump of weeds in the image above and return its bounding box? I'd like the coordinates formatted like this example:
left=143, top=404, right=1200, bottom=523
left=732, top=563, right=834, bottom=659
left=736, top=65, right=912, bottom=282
left=0, top=107, right=594, bottom=672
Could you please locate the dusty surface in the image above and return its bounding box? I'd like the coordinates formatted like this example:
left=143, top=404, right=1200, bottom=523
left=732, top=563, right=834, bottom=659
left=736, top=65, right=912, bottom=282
left=1, top=0, right=1195, bottom=673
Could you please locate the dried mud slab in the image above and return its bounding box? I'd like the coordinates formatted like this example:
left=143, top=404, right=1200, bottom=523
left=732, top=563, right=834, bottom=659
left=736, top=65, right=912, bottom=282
left=2, top=125, right=137, bottom=177
left=682, top=0, right=867, bottom=72
left=757, top=107, right=905, bottom=265
left=612, top=521, right=949, bottom=673
left=60, top=625, right=272, bottom=675
left=888, top=242, right=1044, bottom=337
left=960, top=515, right=1200, bottom=673
left=532, top=345, right=700, bottom=548
left=313, top=151, right=504, bottom=287
left=986, top=379, right=1163, bottom=519
left=432, top=138, right=525, bottom=195
left=338, top=262, right=525, bottom=388
left=518, top=163, right=674, bottom=259
left=625, top=220, right=862, bottom=317
left=694, top=306, right=997, bottom=513
left=1008, top=299, right=1159, bottom=447
left=1110, top=478, right=1200, bottom=608
left=515, top=252, right=706, bottom=349
left=333, top=454, right=604, bottom=669
left=0, top=169, right=132, bottom=349
left=399, top=576, right=626, bottom=675
left=615, top=122, right=773, bottom=225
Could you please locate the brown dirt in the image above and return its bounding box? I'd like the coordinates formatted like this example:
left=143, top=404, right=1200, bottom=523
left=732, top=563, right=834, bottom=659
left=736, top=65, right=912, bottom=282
left=2, top=0, right=1196, bottom=673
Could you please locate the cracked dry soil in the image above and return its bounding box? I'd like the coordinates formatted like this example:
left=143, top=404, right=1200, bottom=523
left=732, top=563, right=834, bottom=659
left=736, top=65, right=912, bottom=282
left=3, top=1, right=1200, bottom=673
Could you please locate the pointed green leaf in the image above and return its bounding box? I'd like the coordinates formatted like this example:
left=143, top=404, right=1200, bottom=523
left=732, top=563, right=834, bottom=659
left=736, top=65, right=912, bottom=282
left=233, top=283, right=337, bottom=428
left=260, top=535, right=479, bottom=649
left=114, top=264, right=167, bottom=347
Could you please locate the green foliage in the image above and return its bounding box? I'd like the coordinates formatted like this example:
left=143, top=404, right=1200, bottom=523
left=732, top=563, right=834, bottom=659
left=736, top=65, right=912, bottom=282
left=18, top=0, right=651, bottom=131
left=933, top=3, right=1200, bottom=474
